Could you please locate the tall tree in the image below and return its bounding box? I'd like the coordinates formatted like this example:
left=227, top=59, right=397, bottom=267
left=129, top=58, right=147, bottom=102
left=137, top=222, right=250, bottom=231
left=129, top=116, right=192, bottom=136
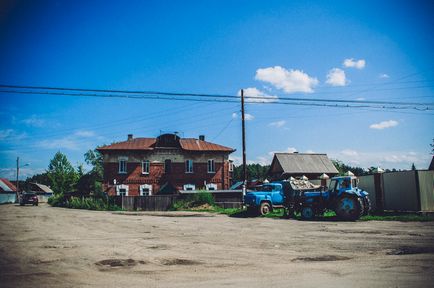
left=47, top=151, right=78, bottom=195
left=77, top=149, right=103, bottom=195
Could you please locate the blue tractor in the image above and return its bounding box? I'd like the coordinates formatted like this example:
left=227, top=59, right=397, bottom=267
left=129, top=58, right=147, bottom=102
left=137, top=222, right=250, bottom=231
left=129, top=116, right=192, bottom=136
left=243, top=176, right=371, bottom=221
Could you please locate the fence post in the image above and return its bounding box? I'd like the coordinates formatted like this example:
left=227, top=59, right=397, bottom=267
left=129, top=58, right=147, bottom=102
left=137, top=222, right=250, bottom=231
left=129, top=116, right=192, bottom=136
left=374, top=172, right=385, bottom=214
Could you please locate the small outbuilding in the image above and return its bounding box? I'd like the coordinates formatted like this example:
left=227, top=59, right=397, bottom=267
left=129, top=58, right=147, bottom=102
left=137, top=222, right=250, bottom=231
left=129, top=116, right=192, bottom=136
left=268, top=153, right=339, bottom=181
left=0, top=178, right=17, bottom=204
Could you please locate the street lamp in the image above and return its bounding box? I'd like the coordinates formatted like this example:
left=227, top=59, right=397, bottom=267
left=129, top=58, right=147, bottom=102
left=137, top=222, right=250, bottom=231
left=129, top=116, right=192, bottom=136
left=16, top=157, right=30, bottom=200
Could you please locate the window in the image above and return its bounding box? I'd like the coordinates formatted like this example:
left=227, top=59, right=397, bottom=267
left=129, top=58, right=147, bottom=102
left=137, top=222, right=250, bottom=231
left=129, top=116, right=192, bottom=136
left=118, top=157, right=127, bottom=174
left=183, top=184, right=195, bottom=191
left=185, top=160, right=193, bottom=173
left=139, top=184, right=152, bottom=196
left=142, top=160, right=150, bottom=174
left=165, top=159, right=171, bottom=173
left=116, top=184, right=129, bottom=196
left=207, top=159, right=215, bottom=173
left=229, top=161, right=234, bottom=172
left=206, top=183, right=217, bottom=191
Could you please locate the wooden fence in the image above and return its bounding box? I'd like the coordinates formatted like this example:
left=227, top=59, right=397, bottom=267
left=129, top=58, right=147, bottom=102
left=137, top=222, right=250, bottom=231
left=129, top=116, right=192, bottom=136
left=113, top=193, right=243, bottom=211
left=114, top=195, right=177, bottom=211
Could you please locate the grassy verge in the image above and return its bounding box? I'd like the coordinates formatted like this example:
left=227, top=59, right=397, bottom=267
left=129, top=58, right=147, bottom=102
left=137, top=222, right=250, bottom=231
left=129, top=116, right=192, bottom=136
left=209, top=207, right=434, bottom=222
left=360, top=213, right=434, bottom=222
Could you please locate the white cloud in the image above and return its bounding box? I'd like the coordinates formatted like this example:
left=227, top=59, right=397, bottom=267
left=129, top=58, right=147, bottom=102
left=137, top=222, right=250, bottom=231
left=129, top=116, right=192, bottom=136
left=341, top=149, right=359, bottom=157
left=0, top=129, right=27, bottom=142
left=74, top=130, right=95, bottom=137
left=255, top=66, right=319, bottom=93
left=22, top=115, right=46, bottom=127
left=37, top=138, right=80, bottom=150
left=232, top=112, right=254, bottom=121
left=379, top=73, right=390, bottom=79
left=326, top=68, right=348, bottom=86
left=35, top=130, right=98, bottom=151
left=0, top=167, right=45, bottom=180
left=369, top=120, right=398, bottom=130
left=355, top=97, right=366, bottom=101
left=330, top=149, right=429, bottom=170
left=0, top=129, right=14, bottom=140
left=268, top=120, right=286, bottom=128
left=245, top=113, right=254, bottom=121
left=268, top=147, right=297, bottom=157
left=237, top=87, right=278, bottom=103
left=343, top=58, right=366, bottom=69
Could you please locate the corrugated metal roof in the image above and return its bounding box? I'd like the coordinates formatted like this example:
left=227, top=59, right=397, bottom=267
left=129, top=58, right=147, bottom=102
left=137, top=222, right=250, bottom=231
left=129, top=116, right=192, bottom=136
left=274, top=153, right=338, bottom=174
left=0, top=178, right=17, bottom=192
left=98, top=138, right=156, bottom=151
left=31, top=183, right=53, bottom=193
left=179, top=139, right=234, bottom=152
left=98, top=137, right=234, bottom=152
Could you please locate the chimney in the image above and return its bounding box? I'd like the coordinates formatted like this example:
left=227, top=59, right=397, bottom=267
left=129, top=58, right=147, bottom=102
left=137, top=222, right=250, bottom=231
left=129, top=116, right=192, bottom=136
left=199, top=135, right=205, bottom=141
left=127, top=134, right=133, bottom=141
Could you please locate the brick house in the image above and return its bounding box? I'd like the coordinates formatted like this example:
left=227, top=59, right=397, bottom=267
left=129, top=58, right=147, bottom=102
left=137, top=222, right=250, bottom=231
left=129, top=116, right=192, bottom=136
left=97, top=133, right=235, bottom=196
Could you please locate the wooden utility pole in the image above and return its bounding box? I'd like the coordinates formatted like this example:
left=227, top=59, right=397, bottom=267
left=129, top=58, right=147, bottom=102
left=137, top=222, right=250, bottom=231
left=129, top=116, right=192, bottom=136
left=16, top=157, right=20, bottom=201
left=241, top=89, right=247, bottom=196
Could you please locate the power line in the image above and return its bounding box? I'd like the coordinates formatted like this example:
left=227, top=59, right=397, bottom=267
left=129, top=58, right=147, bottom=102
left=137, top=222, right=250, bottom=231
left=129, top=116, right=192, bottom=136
left=1, top=84, right=433, bottom=106
left=0, top=85, right=433, bottom=110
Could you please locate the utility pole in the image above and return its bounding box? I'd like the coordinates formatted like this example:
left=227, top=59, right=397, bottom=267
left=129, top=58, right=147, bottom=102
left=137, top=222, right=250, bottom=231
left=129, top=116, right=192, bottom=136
left=16, top=157, right=20, bottom=201
left=241, top=89, right=247, bottom=196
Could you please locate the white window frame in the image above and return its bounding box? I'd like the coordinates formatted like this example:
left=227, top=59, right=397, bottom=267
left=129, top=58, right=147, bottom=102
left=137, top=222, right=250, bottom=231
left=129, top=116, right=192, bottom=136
left=183, top=184, right=196, bottom=191
left=207, top=159, right=215, bottom=173
left=116, top=184, right=129, bottom=196
left=206, top=183, right=217, bottom=191
left=229, top=161, right=234, bottom=172
left=139, top=184, right=152, bottom=196
left=142, top=160, right=150, bottom=174
left=185, top=159, right=193, bottom=173
left=118, top=157, right=128, bottom=174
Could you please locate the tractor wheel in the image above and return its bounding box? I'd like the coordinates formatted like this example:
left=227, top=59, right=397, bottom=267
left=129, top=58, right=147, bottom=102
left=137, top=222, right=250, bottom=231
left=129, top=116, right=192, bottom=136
left=335, top=196, right=363, bottom=221
left=259, top=202, right=271, bottom=216
left=301, top=206, right=314, bottom=220
left=362, top=196, right=371, bottom=216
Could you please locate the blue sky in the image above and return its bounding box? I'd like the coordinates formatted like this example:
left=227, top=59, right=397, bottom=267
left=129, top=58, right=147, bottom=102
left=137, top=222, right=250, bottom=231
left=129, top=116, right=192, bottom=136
left=1, top=0, right=433, bottom=179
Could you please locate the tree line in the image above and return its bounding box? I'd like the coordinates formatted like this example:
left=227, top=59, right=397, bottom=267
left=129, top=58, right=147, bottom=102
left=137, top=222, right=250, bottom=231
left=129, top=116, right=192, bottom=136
left=24, top=149, right=103, bottom=196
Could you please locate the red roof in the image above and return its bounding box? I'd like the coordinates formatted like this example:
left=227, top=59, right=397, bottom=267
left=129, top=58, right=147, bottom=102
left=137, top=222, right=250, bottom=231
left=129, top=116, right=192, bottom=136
left=0, top=178, right=17, bottom=192
left=98, top=137, right=234, bottom=152
left=98, top=138, right=156, bottom=151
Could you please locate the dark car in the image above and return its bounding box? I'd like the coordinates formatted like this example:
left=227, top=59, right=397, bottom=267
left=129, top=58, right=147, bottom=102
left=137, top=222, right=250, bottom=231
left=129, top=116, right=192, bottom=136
left=19, top=192, right=39, bottom=206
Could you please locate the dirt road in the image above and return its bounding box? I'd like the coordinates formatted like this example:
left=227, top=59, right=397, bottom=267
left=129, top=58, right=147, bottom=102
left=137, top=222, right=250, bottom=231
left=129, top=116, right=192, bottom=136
left=1, top=204, right=433, bottom=287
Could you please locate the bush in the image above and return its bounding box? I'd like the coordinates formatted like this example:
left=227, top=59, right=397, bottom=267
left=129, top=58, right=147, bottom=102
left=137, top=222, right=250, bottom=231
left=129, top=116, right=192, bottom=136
left=48, top=194, right=67, bottom=207
left=172, top=191, right=215, bottom=210
left=48, top=194, right=121, bottom=211
left=187, top=191, right=215, bottom=206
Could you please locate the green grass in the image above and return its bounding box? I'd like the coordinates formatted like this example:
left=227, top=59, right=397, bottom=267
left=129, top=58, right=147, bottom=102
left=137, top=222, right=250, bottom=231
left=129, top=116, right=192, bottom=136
left=360, top=213, right=434, bottom=222
left=214, top=207, right=434, bottom=222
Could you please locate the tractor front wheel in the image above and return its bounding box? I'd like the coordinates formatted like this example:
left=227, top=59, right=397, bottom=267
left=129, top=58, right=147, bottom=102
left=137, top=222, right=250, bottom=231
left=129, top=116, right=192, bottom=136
left=259, top=202, right=271, bottom=216
left=301, top=206, right=314, bottom=220
left=335, top=196, right=363, bottom=221
left=362, top=196, right=371, bottom=216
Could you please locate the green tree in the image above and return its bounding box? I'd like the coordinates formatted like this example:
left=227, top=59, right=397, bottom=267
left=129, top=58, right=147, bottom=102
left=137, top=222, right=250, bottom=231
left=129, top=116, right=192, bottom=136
left=47, top=151, right=78, bottom=195
left=411, top=163, right=416, bottom=170
left=76, top=149, right=103, bottom=196
left=332, top=160, right=367, bottom=176
left=233, top=164, right=270, bottom=182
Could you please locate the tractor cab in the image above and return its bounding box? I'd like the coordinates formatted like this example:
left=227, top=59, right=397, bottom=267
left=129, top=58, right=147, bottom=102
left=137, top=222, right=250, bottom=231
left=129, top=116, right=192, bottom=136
left=328, top=176, right=359, bottom=196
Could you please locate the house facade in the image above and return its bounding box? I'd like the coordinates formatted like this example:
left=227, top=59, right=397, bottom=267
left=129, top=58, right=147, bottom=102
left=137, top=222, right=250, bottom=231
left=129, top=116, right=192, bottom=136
left=97, top=133, right=235, bottom=196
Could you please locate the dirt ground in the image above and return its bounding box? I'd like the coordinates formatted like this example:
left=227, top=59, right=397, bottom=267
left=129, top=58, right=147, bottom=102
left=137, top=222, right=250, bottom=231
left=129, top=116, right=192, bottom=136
left=1, top=204, right=433, bottom=288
